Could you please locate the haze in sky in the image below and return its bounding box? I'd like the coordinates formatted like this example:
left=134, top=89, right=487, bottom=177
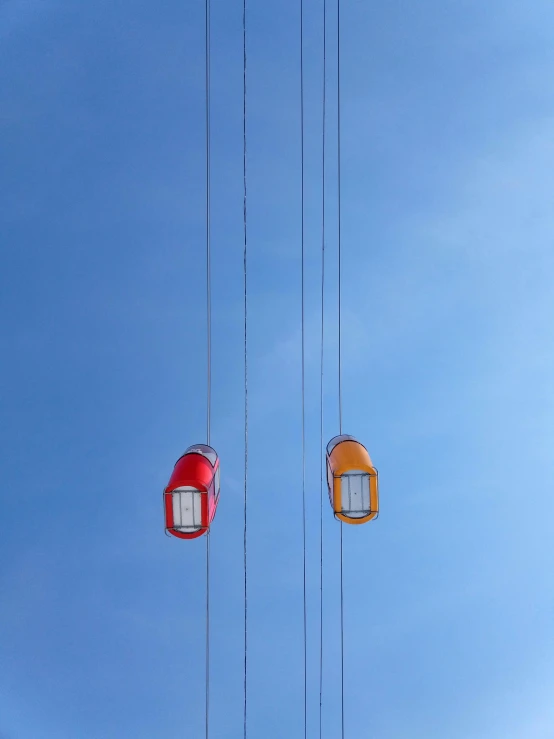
left=1, top=1, right=553, bottom=737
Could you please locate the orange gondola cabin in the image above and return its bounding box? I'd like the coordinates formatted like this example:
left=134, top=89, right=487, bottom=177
left=326, top=435, right=378, bottom=524
left=164, top=444, right=220, bottom=539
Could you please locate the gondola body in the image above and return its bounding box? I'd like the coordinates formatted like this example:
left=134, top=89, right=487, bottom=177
left=164, top=444, right=220, bottom=539
left=326, top=435, right=378, bottom=524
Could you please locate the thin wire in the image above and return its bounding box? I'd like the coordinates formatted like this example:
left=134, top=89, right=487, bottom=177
left=205, top=530, right=211, bottom=739
left=300, top=0, right=307, bottom=737
left=319, top=0, right=327, bottom=736
left=204, top=1, right=211, bottom=738
left=205, top=0, right=212, bottom=447
left=337, top=0, right=342, bottom=437
left=242, top=0, right=248, bottom=736
left=340, top=523, right=345, bottom=739
left=337, top=2, right=345, bottom=735
left=338, top=0, right=345, bottom=730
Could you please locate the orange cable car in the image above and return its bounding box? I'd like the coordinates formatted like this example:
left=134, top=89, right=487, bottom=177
left=326, top=434, right=378, bottom=524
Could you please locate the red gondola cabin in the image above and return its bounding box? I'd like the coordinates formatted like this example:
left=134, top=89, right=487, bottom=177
left=164, top=444, right=220, bottom=539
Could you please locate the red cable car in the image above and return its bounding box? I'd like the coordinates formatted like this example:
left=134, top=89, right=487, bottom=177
left=164, top=444, right=220, bottom=539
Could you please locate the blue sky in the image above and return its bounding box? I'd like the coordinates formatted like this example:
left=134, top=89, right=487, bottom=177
left=1, top=0, right=554, bottom=737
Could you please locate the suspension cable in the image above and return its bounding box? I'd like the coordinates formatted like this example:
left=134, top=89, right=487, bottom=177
left=337, top=0, right=345, bottom=737
left=319, top=0, right=327, bottom=736
left=204, top=0, right=212, bottom=737
left=340, top=523, right=345, bottom=739
left=300, top=0, right=307, bottom=737
left=242, top=0, right=249, bottom=736
left=337, top=0, right=342, bottom=438
left=205, top=531, right=211, bottom=739
left=205, top=0, right=212, bottom=447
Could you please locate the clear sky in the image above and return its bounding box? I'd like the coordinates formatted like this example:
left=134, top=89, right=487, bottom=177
left=1, top=0, right=553, bottom=737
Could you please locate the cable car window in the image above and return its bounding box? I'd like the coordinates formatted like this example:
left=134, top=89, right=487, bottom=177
left=184, top=444, right=218, bottom=466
